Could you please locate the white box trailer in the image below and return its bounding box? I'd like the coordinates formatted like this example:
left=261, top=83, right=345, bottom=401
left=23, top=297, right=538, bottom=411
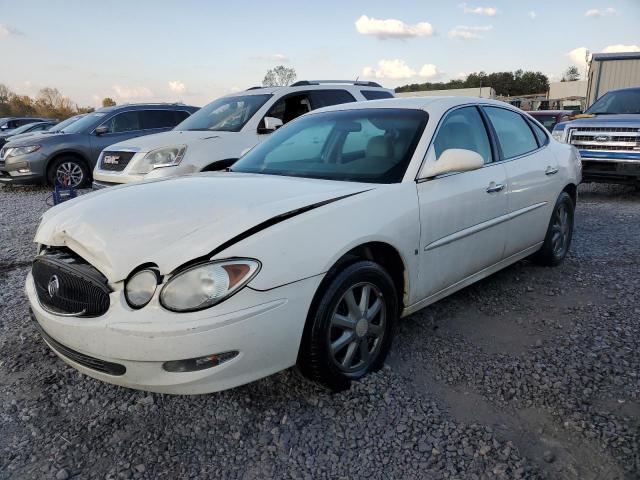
left=586, top=52, right=640, bottom=106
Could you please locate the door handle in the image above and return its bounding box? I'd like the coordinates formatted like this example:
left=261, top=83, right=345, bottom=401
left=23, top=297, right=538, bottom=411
left=486, top=182, right=505, bottom=194
left=545, top=166, right=559, bottom=175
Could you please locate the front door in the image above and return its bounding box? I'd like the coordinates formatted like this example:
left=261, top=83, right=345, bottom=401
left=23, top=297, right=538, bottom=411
left=416, top=105, right=509, bottom=301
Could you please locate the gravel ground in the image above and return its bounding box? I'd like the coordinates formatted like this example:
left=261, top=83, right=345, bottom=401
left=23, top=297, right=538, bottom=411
left=0, top=183, right=638, bottom=480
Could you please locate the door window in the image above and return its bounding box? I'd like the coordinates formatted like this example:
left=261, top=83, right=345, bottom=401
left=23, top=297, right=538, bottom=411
left=484, top=107, right=538, bottom=159
left=140, top=110, right=179, bottom=129
left=102, top=111, right=141, bottom=133
left=174, top=110, right=191, bottom=123
left=310, top=90, right=356, bottom=108
left=433, top=106, right=493, bottom=164
left=265, top=94, right=312, bottom=125
left=529, top=120, right=549, bottom=146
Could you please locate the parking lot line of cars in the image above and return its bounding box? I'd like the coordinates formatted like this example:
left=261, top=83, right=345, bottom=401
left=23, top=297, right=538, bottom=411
left=26, top=96, right=581, bottom=394
left=92, top=80, right=395, bottom=188
left=0, top=103, right=198, bottom=187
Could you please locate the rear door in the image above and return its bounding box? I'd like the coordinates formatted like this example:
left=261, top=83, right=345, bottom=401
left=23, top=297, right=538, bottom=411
left=482, top=106, right=560, bottom=258
left=139, top=109, right=186, bottom=134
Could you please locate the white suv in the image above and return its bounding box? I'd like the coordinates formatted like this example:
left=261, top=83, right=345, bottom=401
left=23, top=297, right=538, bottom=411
left=92, top=81, right=394, bottom=187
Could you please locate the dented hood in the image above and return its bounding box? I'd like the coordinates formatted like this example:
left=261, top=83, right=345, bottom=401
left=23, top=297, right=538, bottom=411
left=35, top=172, right=370, bottom=282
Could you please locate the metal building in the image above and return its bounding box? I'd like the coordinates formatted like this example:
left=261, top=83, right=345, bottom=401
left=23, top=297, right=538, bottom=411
left=586, top=52, right=640, bottom=106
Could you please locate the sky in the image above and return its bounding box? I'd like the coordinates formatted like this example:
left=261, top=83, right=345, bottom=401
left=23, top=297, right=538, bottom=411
left=0, top=0, right=638, bottom=108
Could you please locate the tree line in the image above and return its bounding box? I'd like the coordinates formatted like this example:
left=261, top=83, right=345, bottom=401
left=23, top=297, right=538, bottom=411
left=395, top=70, right=551, bottom=97
left=0, top=84, right=94, bottom=120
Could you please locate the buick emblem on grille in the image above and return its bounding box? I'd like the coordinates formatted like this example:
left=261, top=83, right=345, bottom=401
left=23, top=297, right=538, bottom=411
left=594, top=135, right=611, bottom=142
left=47, top=275, right=60, bottom=298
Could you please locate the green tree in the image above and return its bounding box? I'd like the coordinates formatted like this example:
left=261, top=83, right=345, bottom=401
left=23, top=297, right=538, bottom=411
left=102, top=97, right=116, bottom=107
left=562, top=66, right=581, bottom=82
left=262, top=65, right=297, bottom=87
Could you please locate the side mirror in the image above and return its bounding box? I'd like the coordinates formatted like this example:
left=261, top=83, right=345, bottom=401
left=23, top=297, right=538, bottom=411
left=258, top=116, right=283, bottom=134
left=94, top=125, right=109, bottom=135
left=0, top=125, right=8, bottom=131
left=420, top=149, right=484, bottom=179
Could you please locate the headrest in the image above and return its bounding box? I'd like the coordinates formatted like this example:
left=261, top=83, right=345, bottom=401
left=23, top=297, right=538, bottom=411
left=366, top=135, right=393, bottom=158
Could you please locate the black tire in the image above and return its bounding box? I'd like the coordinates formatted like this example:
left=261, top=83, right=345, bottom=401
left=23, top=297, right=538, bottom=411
left=47, top=156, right=90, bottom=188
left=533, top=191, right=574, bottom=266
left=297, top=260, right=398, bottom=391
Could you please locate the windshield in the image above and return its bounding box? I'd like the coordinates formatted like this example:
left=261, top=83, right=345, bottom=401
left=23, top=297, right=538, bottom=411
left=60, top=112, right=107, bottom=133
left=231, top=108, right=429, bottom=184
left=7, top=122, right=41, bottom=135
left=50, top=115, right=83, bottom=132
left=174, top=94, right=271, bottom=132
left=586, top=89, right=640, bottom=115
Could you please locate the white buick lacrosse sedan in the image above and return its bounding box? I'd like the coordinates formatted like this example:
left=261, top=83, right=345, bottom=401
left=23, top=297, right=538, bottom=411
left=27, top=97, right=581, bottom=394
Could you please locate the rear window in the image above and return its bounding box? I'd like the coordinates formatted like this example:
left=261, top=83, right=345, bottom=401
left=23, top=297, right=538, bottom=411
left=310, top=90, right=356, bottom=108
left=361, top=90, right=394, bottom=100
left=140, top=110, right=180, bottom=129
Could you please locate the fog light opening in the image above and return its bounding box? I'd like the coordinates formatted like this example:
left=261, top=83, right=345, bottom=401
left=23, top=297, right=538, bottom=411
left=162, top=351, right=239, bottom=373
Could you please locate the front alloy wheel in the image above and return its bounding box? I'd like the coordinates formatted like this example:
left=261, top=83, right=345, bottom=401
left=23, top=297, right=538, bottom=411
left=298, top=260, right=397, bottom=391
left=329, top=282, right=386, bottom=373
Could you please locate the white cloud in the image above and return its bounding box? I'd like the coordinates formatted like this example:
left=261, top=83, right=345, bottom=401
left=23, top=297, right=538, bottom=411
left=355, top=15, right=434, bottom=39
left=602, top=44, right=640, bottom=53
left=461, top=4, right=498, bottom=16
left=528, top=11, right=537, bottom=20
left=112, top=84, right=154, bottom=100
left=567, top=47, right=591, bottom=68
left=585, top=7, right=617, bottom=17
left=362, top=59, right=442, bottom=80
left=168, top=80, right=186, bottom=94
left=448, top=25, right=493, bottom=40
left=0, top=24, right=23, bottom=38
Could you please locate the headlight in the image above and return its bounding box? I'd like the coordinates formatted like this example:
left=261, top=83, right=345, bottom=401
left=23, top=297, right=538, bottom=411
left=130, top=145, right=187, bottom=174
left=4, top=145, right=41, bottom=158
left=160, top=259, right=260, bottom=312
left=125, top=269, right=159, bottom=308
left=551, top=129, right=565, bottom=142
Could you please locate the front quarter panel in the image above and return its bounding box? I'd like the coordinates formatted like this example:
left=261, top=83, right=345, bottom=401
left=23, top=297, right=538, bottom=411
left=215, top=183, right=420, bottom=303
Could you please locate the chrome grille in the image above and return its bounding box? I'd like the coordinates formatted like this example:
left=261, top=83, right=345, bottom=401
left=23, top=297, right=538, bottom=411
left=568, top=126, right=640, bottom=154
left=32, top=248, right=111, bottom=317
left=99, top=151, right=136, bottom=172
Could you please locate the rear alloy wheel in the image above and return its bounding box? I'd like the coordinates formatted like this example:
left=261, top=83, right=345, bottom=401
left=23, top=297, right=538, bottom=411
left=48, top=157, right=90, bottom=188
left=298, top=260, right=397, bottom=391
left=533, top=191, right=574, bottom=266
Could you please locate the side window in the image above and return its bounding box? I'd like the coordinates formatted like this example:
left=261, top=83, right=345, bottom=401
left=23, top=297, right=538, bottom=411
left=484, top=107, right=538, bottom=159
left=433, top=107, right=493, bottom=164
left=174, top=110, right=191, bottom=123
left=361, top=90, right=394, bottom=100
left=32, top=124, right=48, bottom=131
left=530, top=121, right=549, bottom=146
left=265, top=94, right=312, bottom=125
left=264, top=124, right=333, bottom=165
left=309, top=90, right=356, bottom=108
left=140, top=110, right=179, bottom=129
left=102, top=111, right=141, bottom=133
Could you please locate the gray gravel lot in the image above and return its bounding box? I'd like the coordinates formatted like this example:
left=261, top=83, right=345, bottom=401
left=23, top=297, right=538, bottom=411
left=0, top=183, right=638, bottom=480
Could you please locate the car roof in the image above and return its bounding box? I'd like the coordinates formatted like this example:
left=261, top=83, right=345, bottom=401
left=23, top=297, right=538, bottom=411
left=307, top=96, right=520, bottom=115
left=223, top=82, right=394, bottom=98
left=95, top=103, right=199, bottom=113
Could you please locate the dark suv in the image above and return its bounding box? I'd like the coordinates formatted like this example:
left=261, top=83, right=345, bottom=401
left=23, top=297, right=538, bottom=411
left=0, top=104, right=198, bottom=187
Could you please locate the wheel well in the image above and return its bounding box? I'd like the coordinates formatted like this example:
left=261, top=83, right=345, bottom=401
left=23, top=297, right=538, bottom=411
left=341, top=242, right=407, bottom=311
left=201, top=159, right=238, bottom=172
left=46, top=152, right=90, bottom=180
left=563, top=183, right=577, bottom=206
